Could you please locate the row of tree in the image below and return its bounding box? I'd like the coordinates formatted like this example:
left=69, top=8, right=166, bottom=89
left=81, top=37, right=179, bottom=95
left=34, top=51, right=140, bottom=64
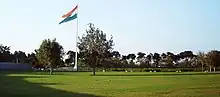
left=1, top=23, right=220, bottom=75
left=103, top=50, right=220, bottom=71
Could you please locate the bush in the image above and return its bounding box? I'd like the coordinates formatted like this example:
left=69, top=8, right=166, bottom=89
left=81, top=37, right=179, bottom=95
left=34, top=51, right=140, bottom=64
left=112, top=69, right=125, bottom=72
left=77, top=67, right=202, bottom=72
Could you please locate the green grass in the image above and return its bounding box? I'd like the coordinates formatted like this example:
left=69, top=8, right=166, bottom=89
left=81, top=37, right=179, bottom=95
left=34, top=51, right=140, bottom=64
left=1, top=72, right=220, bottom=97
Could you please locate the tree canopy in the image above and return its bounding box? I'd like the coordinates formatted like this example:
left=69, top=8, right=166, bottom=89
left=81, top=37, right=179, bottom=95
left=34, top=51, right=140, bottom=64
left=78, top=23, right=114, bottom=75
left=35, top=38, right=64, bottom=74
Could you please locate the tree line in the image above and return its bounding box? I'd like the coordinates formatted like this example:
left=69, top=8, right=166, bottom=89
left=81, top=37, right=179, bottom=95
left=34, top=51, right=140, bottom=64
left=1, top=23, right=220, bottom=75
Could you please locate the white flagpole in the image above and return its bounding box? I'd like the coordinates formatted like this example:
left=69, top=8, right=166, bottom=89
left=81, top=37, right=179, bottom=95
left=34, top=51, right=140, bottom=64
left=74, top=4, right=79, bottom=71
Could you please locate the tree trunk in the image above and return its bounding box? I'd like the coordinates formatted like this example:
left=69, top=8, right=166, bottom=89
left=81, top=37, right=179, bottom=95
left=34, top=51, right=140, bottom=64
left=50, top=66, right=53, bottom=75
left=92, top=67, right=96, bottom=75
left=201, top=62, right=204, bottom=72
left=209, top=66, right=212, bottom=72
left=214, top=67, right=216, bottom=72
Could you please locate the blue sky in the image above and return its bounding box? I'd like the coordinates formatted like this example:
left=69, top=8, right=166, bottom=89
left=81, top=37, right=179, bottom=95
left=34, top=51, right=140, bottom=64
left=0, top=0, right=220, bottom=55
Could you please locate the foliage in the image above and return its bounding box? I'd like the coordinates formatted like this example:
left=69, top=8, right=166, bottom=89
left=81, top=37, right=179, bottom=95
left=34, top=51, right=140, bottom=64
left=0, top=44, right=13, bottom=62
left=153, top=53, right=161, bottom=67
left=111, top=51, right=120, bottom=58
left=13, top=51, right=27, bottom=63
left=65, top=50, right=76, bottom=67
left=35, top=38, right=64, bottom=74
left=137, top=52, right=146, bottom=59
left=78, top=23, right=114, bottom=75
left=127, top=54, right=136, bottom=60
left=206, top=50, right=220, bottom=68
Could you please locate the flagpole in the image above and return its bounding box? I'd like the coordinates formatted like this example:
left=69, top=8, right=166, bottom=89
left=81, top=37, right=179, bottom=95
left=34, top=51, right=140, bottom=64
left=75, top=4, right=79, bottom=71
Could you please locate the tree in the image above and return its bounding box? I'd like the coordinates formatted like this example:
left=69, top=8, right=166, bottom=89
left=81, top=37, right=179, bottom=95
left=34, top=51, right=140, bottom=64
left=122, top=55, right=127, bottom=60
left=0, top=44, right=13, bottom=62
left=78, top=23, right=114, bottom=75
left=127, top=53, right=136, bottom=65
left=65, top=50, right=75, bottom=67
left=127, top=54, right=136, bottom=60
left=146, top=53, right=153, bottom=67
left=173, top=54, right=180, bottom=66
left=179, top=51, right=195, bottom=68
left=26, top=52, right=40, bottom=68
left=197, top=51, right=206, bottom=72
left=166, top=52, right=175, bottom=68
left=165, top=57, right=174, bottom=68
left=159, top=53, right=167, bottom=67
left=137, top=52, right=146, bottom=67
left=179, top=51, right=193, bottom=60
left=110, top=51, right=121, bottom=68
left=112, top=51, right=120, bottom=58
left=13, top=51, right=27, bottom=63
left=206, top=50, right=220, bottom=72
left=35, top=38, right=64, bottom=75
left=153, top=53, right=160, bottom=67
left=161, top=53, right=167, bottom=59
left=0, top=44, right=10, bottom=53
left=121, top=55, right=128, bottom=68
left=137, top=52, right=146, bottom=59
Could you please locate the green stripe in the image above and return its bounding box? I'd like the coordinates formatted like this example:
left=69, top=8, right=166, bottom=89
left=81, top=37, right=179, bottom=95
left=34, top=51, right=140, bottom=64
left=59, top=13, right=77, bottom=24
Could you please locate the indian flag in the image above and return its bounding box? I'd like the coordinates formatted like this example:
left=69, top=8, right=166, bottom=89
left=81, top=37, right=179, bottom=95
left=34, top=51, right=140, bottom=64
left=59, top=5, right=78, bottom=24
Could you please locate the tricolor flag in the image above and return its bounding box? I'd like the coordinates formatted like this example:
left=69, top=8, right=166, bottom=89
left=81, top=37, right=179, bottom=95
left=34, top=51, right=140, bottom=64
left=59, top=5, right=78, bottom=24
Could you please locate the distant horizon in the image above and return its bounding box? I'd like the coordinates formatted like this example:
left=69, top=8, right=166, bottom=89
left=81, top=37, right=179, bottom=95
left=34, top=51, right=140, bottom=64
left=1, top=0, right=220, bottom=55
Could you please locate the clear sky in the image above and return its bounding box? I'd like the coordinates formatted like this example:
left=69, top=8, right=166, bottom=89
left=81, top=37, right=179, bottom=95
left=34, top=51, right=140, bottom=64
left=0, top=0, right=220, bottom=55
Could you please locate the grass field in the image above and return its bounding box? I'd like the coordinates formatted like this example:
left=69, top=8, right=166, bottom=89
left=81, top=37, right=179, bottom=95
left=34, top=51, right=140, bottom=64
left=0, top=72, right=220, bottom=97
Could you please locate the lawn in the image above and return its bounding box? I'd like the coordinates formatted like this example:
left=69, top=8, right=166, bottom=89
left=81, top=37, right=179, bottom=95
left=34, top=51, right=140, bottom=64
left=0, top=71, right=220, bottom=97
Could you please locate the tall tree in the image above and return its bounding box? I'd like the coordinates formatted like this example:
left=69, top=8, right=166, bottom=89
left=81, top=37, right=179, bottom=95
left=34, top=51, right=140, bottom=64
left=166, top=52, right=175, bottom=68
left=137, top=52, right=146, bottom=66
left=153, top=53, right=161, bottom=67
left=36, top=38, right=64, bottom=75
left=160, top=53, right=167, bottom=67
left=206, top=50, right=220, bottom=72
left=179, top=51, right=195, bottom=68
left=173, top=54, right=180, bottom=66
left=146, top=53, right=153, bottom=67
left=78, top=23, right=114, bottom=75
left=197, top=51, right=206, bottom=72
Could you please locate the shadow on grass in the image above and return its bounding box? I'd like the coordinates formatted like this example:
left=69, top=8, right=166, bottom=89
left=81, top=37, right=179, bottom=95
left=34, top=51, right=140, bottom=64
left=0, top=72, right=104, bottom=97
left=94, top=72, right=220, bottom=76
